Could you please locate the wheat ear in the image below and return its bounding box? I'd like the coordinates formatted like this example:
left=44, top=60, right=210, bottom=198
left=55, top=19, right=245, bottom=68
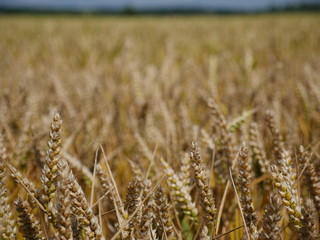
left=190, top=141, right=216, bottom=230
left=15, top=198, right=45, bottom=240
left=258, top=192, right=282, bottom=240
left=154, top=185, right=175, bottom=240
left=0, top=135, right=17, bottom=240
left=41, top=112, right=62, bottom=225
left=237, top=143, right=258, bottom=239
left=299, top=199, right=319, bottom=240
left=265, top=111, right=284, bottom=161
left=298, top=146, right=320, bottom=211
left=125, top=176, right=143, bottom=235
left=69, top=169, right=103, bottom=240
left=270, top=165, right=302, bottom=230
left=96, top=164, right=113, bottom=195
left=56, top=159, right=73, bottom=240
left=160, top=158, right=198, bottom=221
left=138, top=179, right=156, bottom=240
left=200, top=225, right=211, bottom=240
left=208, top=98, right=234, bottom=180
left=249, top=122, right=269, bottom=174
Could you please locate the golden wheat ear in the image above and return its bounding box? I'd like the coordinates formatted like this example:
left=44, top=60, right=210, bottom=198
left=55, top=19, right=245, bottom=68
left=249, top=122, right=269, bottom=175
left=237, top=143, right=258, bottom=239
left=160, top=158, right=198, bottom=222
left=138, top=179, right=156, bottom=239
left=299, top=199, right=319, bottom=240
left=125, top=176, right=143, bottom=237
left=298, top=146, right=320, bottom=211
left=259, top=192, right=282, bottom=240
left=56, top=159, right=73, bottom=240
left=96, top=164, right=114, bottom=210
left=190, top=141, right=216, bottom=231
left=270, top=164, right=302, bottom=231
left=200, top=225, right=211, bottom=240
left=15, top=198, right=45, bottom=240
left=207, top=98, right=234, bottom=182
left=0, top=134, right=17, bottom=240
left=68, top=168, right=104, bottom=240
left=265, top=111, right=284, bottom=162
left=154, top=185, right=176, bottom=240
left=41, top=111, right=62, bottom=226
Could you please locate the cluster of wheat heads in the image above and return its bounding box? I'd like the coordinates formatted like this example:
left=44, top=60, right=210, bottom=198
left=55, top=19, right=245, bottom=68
left=1, top=14, right=320, bottom=240
left=0, top=97, right=319, bottom=240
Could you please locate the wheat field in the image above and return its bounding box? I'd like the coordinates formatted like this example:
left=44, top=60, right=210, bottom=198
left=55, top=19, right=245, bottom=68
left=0, top=14, right=319, bottom=240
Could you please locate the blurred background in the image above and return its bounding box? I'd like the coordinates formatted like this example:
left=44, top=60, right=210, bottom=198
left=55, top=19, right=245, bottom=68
left=0, top=0, right=320, bottom=240
left=1, top=0, right=320, bottom=13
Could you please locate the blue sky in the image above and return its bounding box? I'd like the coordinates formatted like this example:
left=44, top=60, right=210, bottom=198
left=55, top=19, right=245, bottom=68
left=1, top=0, right=319, bottom=11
